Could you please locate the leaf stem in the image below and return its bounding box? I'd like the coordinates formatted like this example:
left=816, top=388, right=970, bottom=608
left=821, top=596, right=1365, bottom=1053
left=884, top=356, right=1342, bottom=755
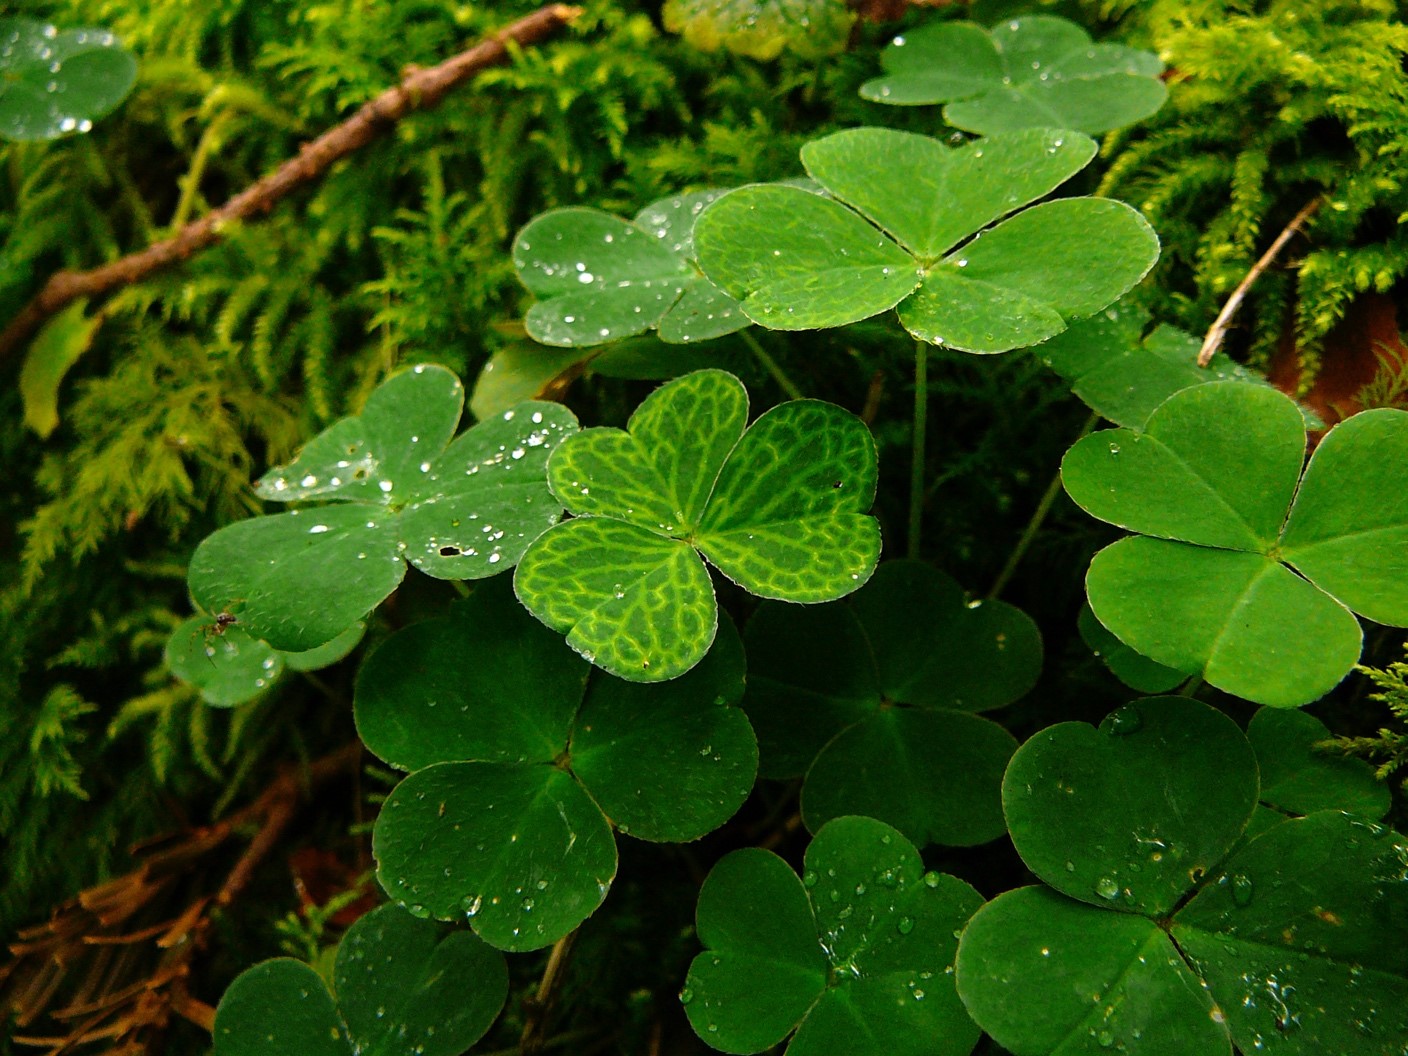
left=738, top=329, right=805, bottom=401
left=520, top=930, right=577, bottom=1055
left=1177, top=674, right=1205, bottom=697
left=169, top=113, right=229, bottom=233
left=908, top=340, right=929, bottom=560
left=988, top=412, right=1099, bottom=599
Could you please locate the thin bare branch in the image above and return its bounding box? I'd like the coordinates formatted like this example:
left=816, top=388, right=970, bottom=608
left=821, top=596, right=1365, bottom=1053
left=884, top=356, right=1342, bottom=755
left=1198, top=197, right=1321, bottom=367
left=0, top=4, right=583, bottom=366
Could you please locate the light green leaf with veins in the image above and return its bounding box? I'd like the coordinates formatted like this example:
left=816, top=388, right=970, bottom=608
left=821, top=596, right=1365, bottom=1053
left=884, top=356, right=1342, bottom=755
left=515, top=369, right=880, bottom=681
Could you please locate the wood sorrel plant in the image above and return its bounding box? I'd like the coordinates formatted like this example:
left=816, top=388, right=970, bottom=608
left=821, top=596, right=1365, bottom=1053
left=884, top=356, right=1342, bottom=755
left=131, top=11, right=1408, bottom=1056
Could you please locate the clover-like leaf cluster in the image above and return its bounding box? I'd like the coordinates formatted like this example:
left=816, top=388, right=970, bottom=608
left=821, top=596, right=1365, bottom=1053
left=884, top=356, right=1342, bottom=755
left=860, top=15, right=1167, bottom=135
left=694, top=127, right=1158, bottom=352
left=213, top=903, right=507, bottom=1056
left=955, top=696, right=1408, bottom=1056
left=359, top=582, right=758, bottom=951
left=1063, top=382, right=1408, bottom=706
left=684, top=816, right=983, bottom=1056
left=515, top=368, right=881, bottom=681
left=744, top=560, right=1037, bottom=846
left=513, top=190, right=747, bottom=348
left=188, top=365, right=579, bottom=652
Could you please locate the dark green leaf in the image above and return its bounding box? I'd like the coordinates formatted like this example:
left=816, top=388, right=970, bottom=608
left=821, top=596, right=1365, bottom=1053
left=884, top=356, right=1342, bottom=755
left=570, top=618, right=757, bottom=841
left=213, top=960, right=347, bottom=1056
left=189, top=366, right=578, bottom=652
left=1037, top=307, right=1292, bottom=429
left=374, top=761, right=617, bottom=951
left=956, top=887, right=1228, bottom=1056
left=333, top=903, right=507, bottom=1056
left=1173, top=812, right=1408, bottom=1055
left=1002, top=696, right=1258, bottom=916
left=848, top=562, right=1041, bottom=711
left=1077, top=602, right=1184, bottom=693
left=686, top=817, right=982, bottom=1056
left=212, top=905, right=508, bottom=1056
left=1246, top=708, right=1390, bottom=820
left=355, top=584, right=588, bottom=772
left=165, top=616, right=283, bottom=708
left=513, top=193, right=746, bottom=347
left=685, top=848, right=826, bottom=1053
left=802, top=709, right=1016, bottom=847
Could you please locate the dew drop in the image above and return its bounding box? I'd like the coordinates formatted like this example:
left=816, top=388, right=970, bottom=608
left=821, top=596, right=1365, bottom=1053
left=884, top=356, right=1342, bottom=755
left=1231, top=874, right=1254, bottom=907
left=1105, top=703, right=1142, bottom=735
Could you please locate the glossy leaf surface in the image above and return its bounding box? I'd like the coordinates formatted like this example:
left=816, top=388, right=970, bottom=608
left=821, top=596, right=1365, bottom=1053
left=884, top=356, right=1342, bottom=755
left=165, top=616, right=363, bottom=707
left=1173, top=812, right=1408, bottom=1055
left=516, top=370, right=879, bottom=681
left=213, top=904, right=506, bottom=1056
left=958, top=887, right=1226, bottom=1056
left=0, top=19, right=138, bottom=141
left=1002, top=696, right=1258, bottom=916
left=861, top=16, right=1167, bottom=135
left=1246, top=708, right=1390, bottom=820
left=956, top=699, right=1408, bottom=1055
left=1037, top=306, right=1293, bottom=429
left=513, top=191, right=746, bottom=347
left=189, top=365, right=577, bottom=652
left=695, top=128, right=1157, bottom=352
left=360, top=584, right=757, bottom=949
left=1065, top=383, right=1408, bottom=705
left=685, top=817, right=983, bottom=1056
left=165, top=617, right=283, bottom=708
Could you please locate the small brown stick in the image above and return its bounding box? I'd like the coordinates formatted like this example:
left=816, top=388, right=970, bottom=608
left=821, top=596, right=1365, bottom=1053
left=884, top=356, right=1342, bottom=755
left=2, top=742, right=363, bottom=1053
left=1197, top=197, right=1321, bottom=367
left=0, top=4, right=583, bottom=366
left=520, top=931, right=577, bottom=1056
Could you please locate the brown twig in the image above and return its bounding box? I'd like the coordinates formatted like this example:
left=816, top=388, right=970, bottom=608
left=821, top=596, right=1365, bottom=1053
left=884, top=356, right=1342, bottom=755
left=0, top=4, right=584, bottom=366
left=1197, top=197, right=1321, bottom=367
left=2, top=742, right=363, bottom=1054
left=519, top=931, right=577, bottom=1056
